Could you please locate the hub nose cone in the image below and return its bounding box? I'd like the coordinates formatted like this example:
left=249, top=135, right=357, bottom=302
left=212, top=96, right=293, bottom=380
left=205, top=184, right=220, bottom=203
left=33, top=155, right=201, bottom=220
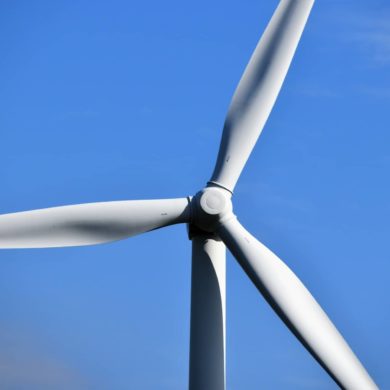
left=191, top=187, right=233, bottom=233
left=200, top=190, right=227, bottom=215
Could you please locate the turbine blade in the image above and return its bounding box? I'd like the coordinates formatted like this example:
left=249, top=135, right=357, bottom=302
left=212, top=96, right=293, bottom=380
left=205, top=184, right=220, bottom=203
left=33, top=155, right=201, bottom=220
left=0, top=198, right=190, bottom=248
left=210, top=0, right=314, bottom=192
left=217, top=217, right=378, bottom=389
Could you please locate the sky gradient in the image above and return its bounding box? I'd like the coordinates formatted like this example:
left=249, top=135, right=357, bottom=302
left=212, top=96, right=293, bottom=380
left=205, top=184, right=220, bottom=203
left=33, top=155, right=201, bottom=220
left=1, top=0, right=390, bottom=389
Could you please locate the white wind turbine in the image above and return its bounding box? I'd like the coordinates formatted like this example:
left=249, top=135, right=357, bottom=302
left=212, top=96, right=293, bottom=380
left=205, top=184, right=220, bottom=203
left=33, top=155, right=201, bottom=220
left=0, top=0, right=379, bottom=388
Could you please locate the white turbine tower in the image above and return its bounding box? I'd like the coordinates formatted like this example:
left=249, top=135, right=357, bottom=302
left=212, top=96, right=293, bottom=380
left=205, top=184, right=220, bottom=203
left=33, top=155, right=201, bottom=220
left=0, top=1, right=379, bottom=388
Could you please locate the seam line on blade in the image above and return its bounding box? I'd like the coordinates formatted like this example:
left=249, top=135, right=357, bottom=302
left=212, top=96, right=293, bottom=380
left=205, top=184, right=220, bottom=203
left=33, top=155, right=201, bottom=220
left=206, top=181, right=233, bottom=195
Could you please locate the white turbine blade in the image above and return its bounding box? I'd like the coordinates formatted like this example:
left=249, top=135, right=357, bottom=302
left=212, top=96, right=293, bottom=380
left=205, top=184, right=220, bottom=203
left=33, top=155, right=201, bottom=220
left=0, top=198, right=190, bottom=249
left=218, top=217, right=378, bottom=389
left=210, top=0, right=314, bottom=192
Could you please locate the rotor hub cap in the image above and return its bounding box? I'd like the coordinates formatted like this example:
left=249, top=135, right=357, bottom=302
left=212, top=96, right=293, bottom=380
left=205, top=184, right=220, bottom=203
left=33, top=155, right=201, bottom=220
left=200, top=189, right=227, bottom=215
left=191, top=187, right=233, bottom=233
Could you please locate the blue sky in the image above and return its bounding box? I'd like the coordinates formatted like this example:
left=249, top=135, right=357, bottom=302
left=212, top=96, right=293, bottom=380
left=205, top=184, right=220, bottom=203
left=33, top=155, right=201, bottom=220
left=1, top=0, right=389, bottom=388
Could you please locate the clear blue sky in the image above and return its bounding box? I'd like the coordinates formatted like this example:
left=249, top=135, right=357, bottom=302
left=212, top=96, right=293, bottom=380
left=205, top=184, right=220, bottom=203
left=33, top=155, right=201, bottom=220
left=1, top=0, right=389, bottom=389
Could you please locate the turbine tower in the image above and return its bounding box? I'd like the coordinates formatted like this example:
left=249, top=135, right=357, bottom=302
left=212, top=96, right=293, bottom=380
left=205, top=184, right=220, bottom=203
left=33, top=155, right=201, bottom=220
left=0, top=0, right=379, bottom=388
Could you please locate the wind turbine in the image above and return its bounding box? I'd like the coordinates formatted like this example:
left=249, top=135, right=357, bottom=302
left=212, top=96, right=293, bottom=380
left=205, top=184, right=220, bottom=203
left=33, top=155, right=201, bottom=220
left=0, top=0, right=379, bottom=388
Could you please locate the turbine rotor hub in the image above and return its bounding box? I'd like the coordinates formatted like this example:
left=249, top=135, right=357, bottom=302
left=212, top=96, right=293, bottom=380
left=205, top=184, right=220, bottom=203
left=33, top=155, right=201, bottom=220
left=191, top=187, right=233, bottom=233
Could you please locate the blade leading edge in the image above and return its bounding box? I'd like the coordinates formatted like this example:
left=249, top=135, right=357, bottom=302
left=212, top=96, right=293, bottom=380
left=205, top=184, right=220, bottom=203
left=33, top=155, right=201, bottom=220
left=210, top=0, right=314, bottom=192
left=218, top=217, right=378, bottom=389
left=0, top=198, right=191, bottom=249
